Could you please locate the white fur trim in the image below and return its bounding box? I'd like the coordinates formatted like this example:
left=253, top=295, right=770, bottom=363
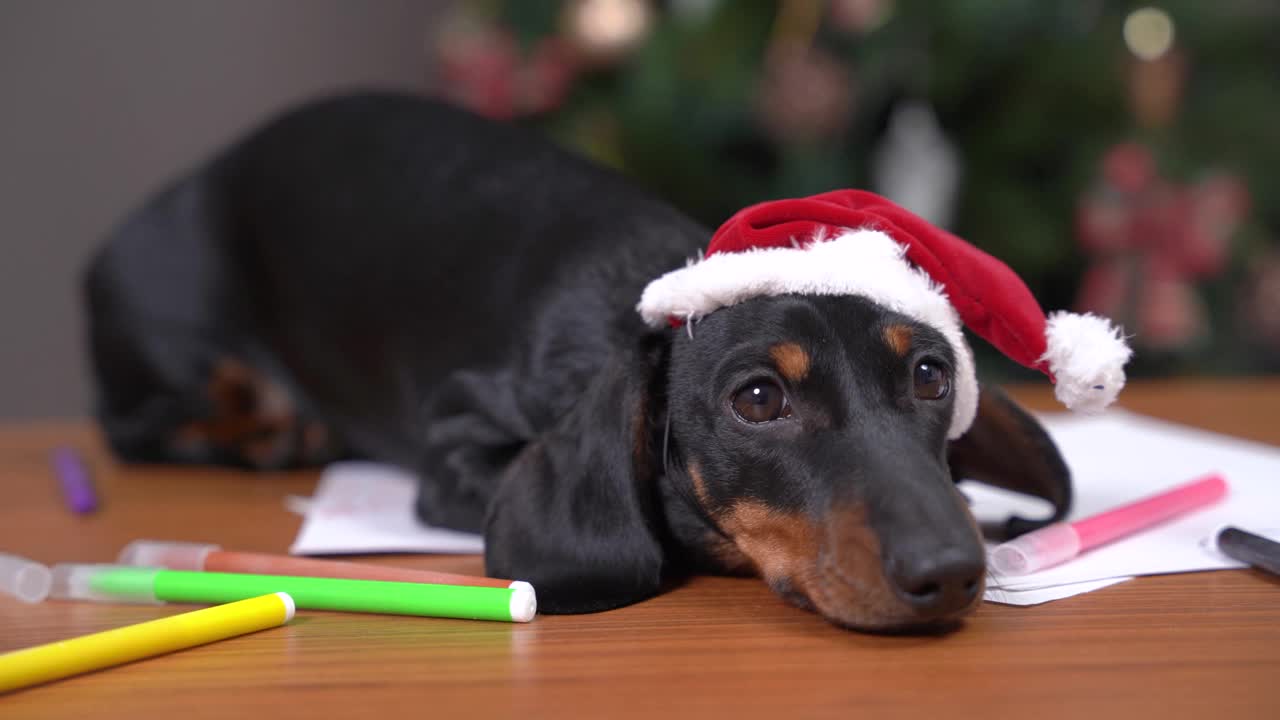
left=1042, top=311, right=1132, bottom=413
left=637, top=230, right=979, bottom=438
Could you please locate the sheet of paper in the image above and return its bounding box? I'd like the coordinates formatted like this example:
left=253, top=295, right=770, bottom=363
left=289, top=461, right=484, bottom=555
left=962, top=409, right=1280, bottom=593
left=983, top=576, right=1133, bottom=606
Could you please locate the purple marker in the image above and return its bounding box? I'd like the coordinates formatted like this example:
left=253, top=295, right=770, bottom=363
left=52, top=447, right=97, bottom=514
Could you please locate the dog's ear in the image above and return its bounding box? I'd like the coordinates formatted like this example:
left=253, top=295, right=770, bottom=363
left=484, top=343, right=666, bottom=614
left=947, top=384, right=1072, bottom=541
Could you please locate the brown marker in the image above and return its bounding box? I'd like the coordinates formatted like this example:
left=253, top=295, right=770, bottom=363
left=117, top=540, right=525, bottom=590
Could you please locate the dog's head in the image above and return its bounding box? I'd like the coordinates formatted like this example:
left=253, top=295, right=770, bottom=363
left=663, top=293, right=1071, bottom=631
left=484, top=293, right=1071, bottom=632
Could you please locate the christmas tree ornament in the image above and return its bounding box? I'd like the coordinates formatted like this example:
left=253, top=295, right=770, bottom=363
left=1137, top=266, right=1205, bottom=351
left=754, top=0, right=854, bottom=143
left=870, top=101, right=961, bottom=228
left=1076, top=144, right=1249, bottom=351
left=518, top=37, right=578, bottom=116
left=829, top=0, right=894, bottom=34
left=754, top=44, right=854, bottom=143
left=433, top=11, right=578, bottom=119
left=1128, top=48, right=1187, bottom=130
left=563, top=0, right=654, bottom=64
left=433, top=12, right=521, bottom=119
left=1123, top=7, right=1175, bottom=61
left=1181, top=173, right=1250, bottom=275
left=638, top=190, right=1132, bottom=438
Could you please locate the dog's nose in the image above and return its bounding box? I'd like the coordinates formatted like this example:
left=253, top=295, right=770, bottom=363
left=888, top=547, right=984, bottom=617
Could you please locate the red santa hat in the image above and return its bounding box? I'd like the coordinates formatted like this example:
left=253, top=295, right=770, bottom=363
left=637, top=189, right=1132, bottom=439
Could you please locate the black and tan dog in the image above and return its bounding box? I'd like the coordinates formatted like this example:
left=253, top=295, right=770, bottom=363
left=85, top=92, right=1117, bottom=632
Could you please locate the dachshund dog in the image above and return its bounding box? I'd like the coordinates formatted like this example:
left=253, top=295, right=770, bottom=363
left=85, top=92, right=1073, bottom=632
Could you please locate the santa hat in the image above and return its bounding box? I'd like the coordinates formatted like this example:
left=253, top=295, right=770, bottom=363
left=637, top=189, right=1131, bottom=439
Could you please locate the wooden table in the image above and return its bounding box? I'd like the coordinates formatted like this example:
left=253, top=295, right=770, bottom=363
left=2, top=379, right=1278, bottom=718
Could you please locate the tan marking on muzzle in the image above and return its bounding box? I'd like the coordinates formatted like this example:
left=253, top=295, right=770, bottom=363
left=810, top=504, right=906, bottom=627
left=688, top=462, right=712, bottom=507
left=718, top=501, right=821, bottom=588
left=690, top=463, right=755, bottom=573
left=720, top=500, right=980, bottom=629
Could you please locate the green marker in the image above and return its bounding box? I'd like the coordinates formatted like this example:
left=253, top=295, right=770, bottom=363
left=48, top=564, right=536, bottom=623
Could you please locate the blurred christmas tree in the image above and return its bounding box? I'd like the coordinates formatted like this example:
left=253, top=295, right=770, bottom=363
left=430, top=0, right=1280, bottom=379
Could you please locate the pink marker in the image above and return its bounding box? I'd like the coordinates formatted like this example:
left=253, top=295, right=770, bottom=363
left=990, top=473, right=1228, bottom=575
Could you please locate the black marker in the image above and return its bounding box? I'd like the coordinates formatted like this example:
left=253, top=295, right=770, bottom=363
left=1216, top=527, right=1280, bottom=578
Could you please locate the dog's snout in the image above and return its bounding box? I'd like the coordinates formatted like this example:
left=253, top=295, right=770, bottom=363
left=888, top=547, right=984, bottom=617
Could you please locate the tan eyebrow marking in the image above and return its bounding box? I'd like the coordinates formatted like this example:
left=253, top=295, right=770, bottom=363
left=769, top=342, right=811, bottom=383
left=883, top=324, right=914, bottom=357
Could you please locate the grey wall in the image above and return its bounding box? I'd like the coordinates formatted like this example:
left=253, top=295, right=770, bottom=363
left=0, top=1, right=447, bottom=418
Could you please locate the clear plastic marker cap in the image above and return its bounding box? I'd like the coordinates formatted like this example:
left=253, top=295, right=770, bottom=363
left=989, top=523, right=1082, bottom=576
left=117, top=540, right=221, bottom=570
left=50, top=563, right=163, bottom=604
left=0, top=552, right=53, bottom=603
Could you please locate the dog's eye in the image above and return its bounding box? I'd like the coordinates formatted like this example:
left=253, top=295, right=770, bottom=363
left=913, top=360, right=950, bottom=400
left=731, top=380, right=793, bottom=424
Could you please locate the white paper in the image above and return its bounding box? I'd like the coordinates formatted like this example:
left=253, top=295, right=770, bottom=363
left=289, top=461, right=484, bottom=555
left=983, top=576, right=1133, bottom=606
left=964, top=409, right=1280, bottom=594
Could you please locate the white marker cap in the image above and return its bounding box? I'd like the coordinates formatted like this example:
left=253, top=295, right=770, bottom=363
left=117, top=540, right=220, bottom=570
left=0, top=552, right=53, bottom=603
left=274, top=592, right=297, bottom=622
left=509, top=582, right=537, bottom=623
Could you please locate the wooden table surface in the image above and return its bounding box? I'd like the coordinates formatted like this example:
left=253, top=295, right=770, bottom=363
left=2, top=379, right=1278, bottom=718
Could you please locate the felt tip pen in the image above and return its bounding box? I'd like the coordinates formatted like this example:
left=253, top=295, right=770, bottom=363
left=52, top=447, right=97, bottom=514
left=49, top=564, right=536, bottom=623
left=118, top=539, right=530, bottom=592
left=0, top=592, right=293, bottom=694
left=990, top=473, right=1228, bottom=576
left=1216, top=526, right=1280, bottom=578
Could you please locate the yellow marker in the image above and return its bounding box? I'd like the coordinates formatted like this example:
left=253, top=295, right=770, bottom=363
left=0, top=591, right=294, bottom=694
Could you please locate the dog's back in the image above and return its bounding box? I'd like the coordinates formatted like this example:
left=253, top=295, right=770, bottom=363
left=86, top=92, right=707, bottom=474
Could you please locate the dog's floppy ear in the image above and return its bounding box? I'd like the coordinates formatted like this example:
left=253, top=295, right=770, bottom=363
left=484, top=342, right=666, bottom=614
left=947, top=384, right=1072, bottom=541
